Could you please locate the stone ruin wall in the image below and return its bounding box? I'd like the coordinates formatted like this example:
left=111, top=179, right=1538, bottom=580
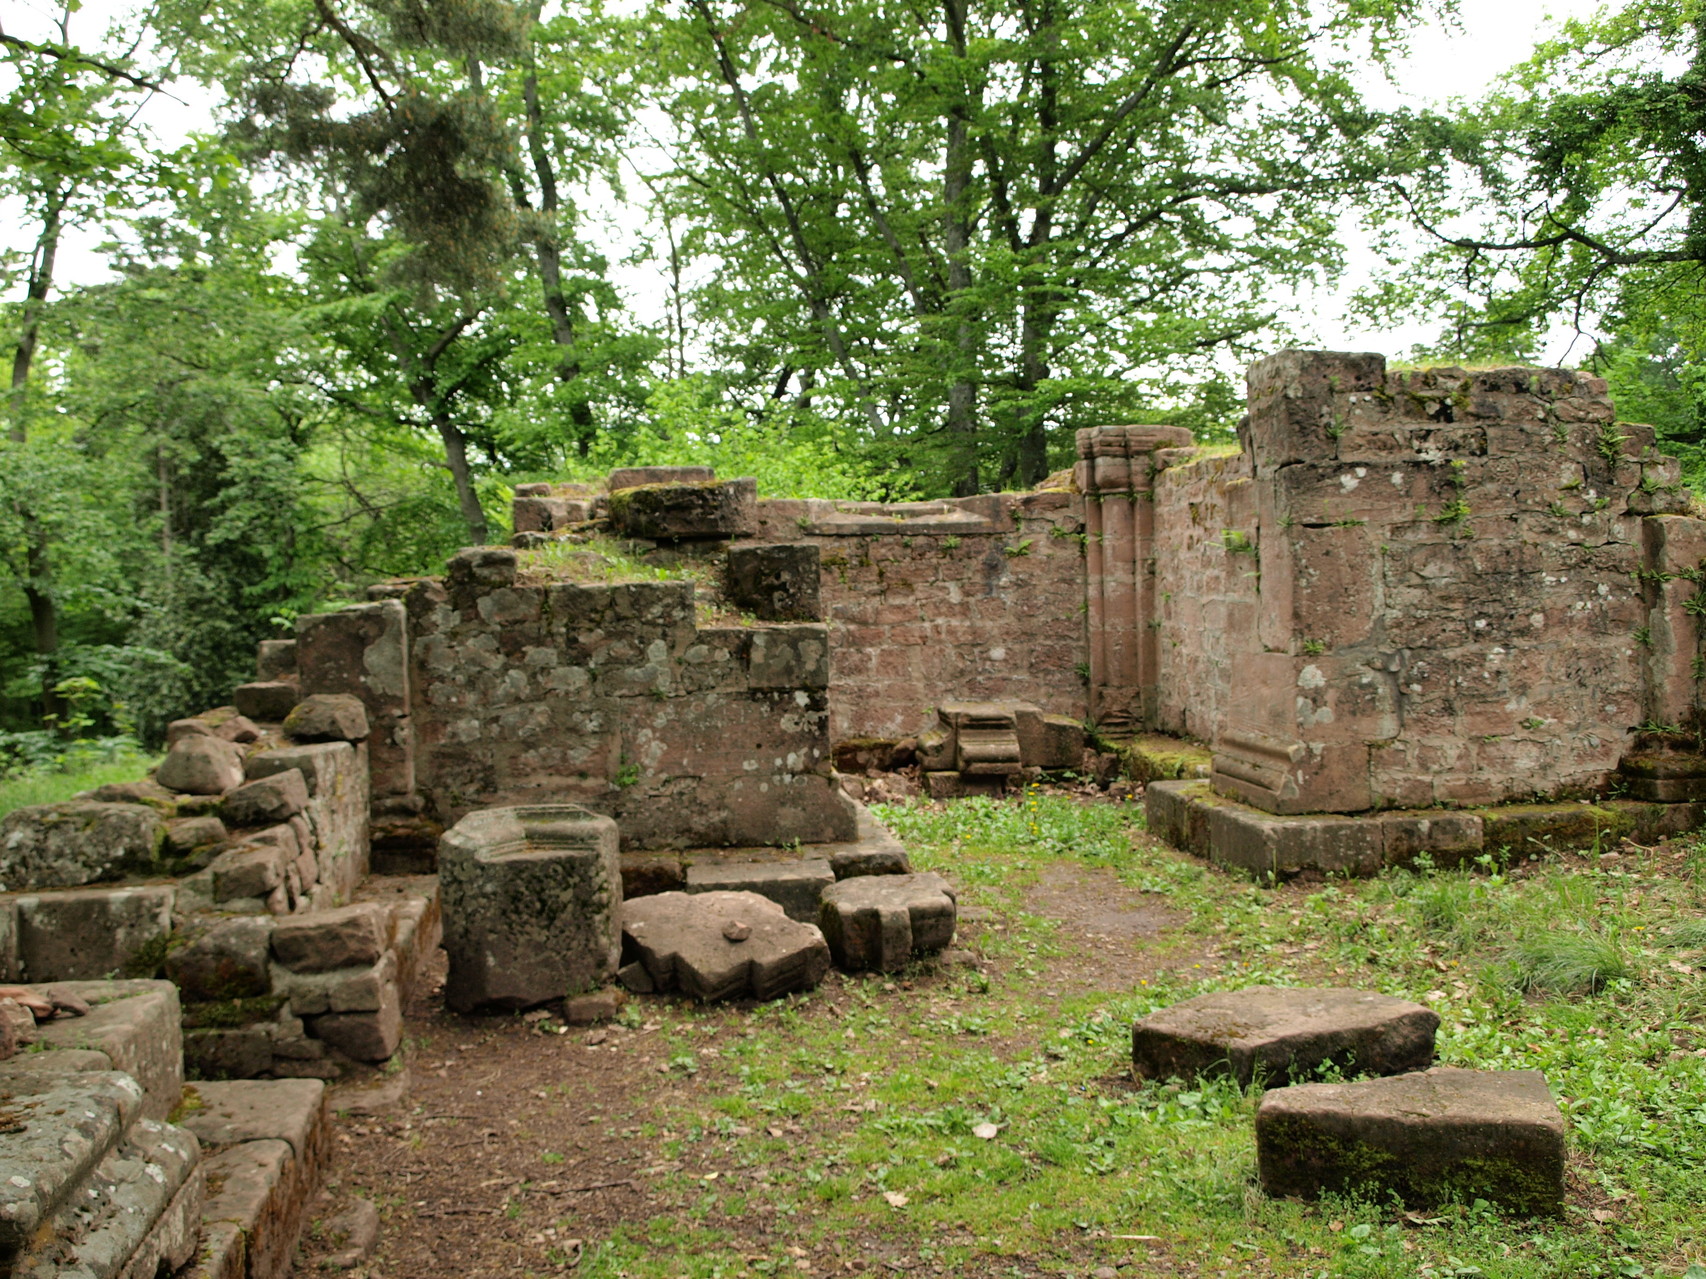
left=299, top=547, right=857, bottom=852
left=1071, top=350, right=1703, bottom=815
left=748, top=492, right=1090, bottom=741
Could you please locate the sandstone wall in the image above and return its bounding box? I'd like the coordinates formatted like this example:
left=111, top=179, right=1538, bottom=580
left=1149, top=447, right=1260, bottom=742
left=750, top=493, right=1090, bottom=741
left=1205, top=352, right=1687, bottom=812
left=394, top=548, right=856, bottom=849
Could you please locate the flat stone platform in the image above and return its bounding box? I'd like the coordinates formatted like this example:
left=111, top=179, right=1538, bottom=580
left=1147, top=779, right=1700, bottom=877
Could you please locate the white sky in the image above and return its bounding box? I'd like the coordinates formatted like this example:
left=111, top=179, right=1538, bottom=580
left=5, top=0, right=1607, bottom=363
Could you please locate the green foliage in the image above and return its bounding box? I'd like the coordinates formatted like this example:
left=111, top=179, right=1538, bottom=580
left=657, top=0, right=1431, bottom=493
left=0, top=743, right=157, bottom=819
left=555, top=376, right=914, bottom=501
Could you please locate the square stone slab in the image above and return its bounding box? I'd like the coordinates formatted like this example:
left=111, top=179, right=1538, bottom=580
left=1131, top=985, right=1438, bottom=1085
left=1256, top=1067, right=1566, bottom=1215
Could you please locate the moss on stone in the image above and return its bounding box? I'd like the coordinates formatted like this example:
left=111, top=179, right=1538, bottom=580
left=181, top=995, right=285, bottom=1030
left=1476, top=802, right=1633, bottom=857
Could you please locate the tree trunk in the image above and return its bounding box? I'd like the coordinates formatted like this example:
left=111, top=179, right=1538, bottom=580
left=515, top=25, right=597, bottom=457
left=434, top=413, right=489, bottom=546
left=7, top=189, right=67, bottom=725
left=941, top=0, right=980, bottom=496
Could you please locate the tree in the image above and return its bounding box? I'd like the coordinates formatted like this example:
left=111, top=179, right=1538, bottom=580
left=1359, top=3, right=1706, bottom=390
left=1, top=1, right=161, bottom=724
left=650, top=0, right=1433, bottom=494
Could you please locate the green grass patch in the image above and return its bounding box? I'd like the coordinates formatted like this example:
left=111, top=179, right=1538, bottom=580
left=0, top=750, right=159, bottom=821
left=572, top=793, right=1706, bottom=1279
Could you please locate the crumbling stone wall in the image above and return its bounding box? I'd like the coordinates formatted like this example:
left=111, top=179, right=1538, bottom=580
left=749, top=492, right=1090, bottom=740
left=388, top=548, right=855, bottom=849
left=1148, top=447, right=1260, bottom=743
left=1079, top=351, right=1697, bottom=815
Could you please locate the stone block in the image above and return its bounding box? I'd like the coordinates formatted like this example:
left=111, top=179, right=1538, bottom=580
left=165, top=815, right=228, bottom=854
left=222, top=772, right=309, bottom=828
left=14, top=885, right=173, bottom=981
left=310, top=981, right=402, bottom=1061
left=243, top=742, right=351, bottom=800
left=1013, top=707, right=1084, bottom=770
left=819, top=873, right=957, bottom=972
left=0, top=1063, right=144, bottom=1252
left=187, top=1027, right=275, bottom=1080
left=924, top=771, right=1006, bottom=800
left=608, top=465, right=715, bottom=491
left=74, top=783, right=174, bottom=819
left=233, top=681, right=301, bottom=723
left=278, top=951, right=396, bottom=1015
left=819, top=804, right=913, bottom=879
left=1476, top=802, right=1633, bottom=858
left=158, top=736, right=247, bottom=796
left=10, top=1115, right=203, bottom=1279
left=166, top=917, right=275, bottom=1003
left=0, top=802, right=166, bottom=893
left=295, top=599, right=412, bottom=804
left=214, top=715, right=262, bottom=744
left=209, top=844, right=288, bottom=903
left=607, top=477, right=758, bottom=540
left=270, top=903, right=388, bottom=973
left=1131, top=986, right=1438, bottom=1085
left=282, top=694, right=370, bottom=743
left=167, top=718, right=215, bottom=746
left=1255, top=1067, right=1565, bottom=1215
left=726, top=543, right=822, bottom=621
left=563, top=989, right=627, bottom=1024
left=439, top=805, right=622, bottom=1012
left=1379, top=811, right=1484, bottom=867
left=620, top=890, right=830, bottom=1001
left=256, top=639, right=298, bottom=680
left=746, top=625, right=831, bottom=690
left=181, top=1079, right=329, bottom=1171
left=685, top=859, right=835, bottom=922
left=1206, top=805, right=1385, bottom=879
left=195, top=1139, right=303, bottom=1279
left=32, top=980, right=184, bottom=1120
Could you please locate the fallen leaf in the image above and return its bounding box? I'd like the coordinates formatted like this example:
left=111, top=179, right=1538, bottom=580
left=1328, top=1219, right=1344, bottom=1233
left=1591, top=1208, right=1615, bottom=1223
left=972, top=1122, right=1000, bottom=1140
left=883, top=1191, right=909, bottom=1208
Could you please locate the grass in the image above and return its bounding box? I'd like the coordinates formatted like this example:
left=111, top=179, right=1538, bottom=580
left=561, top=793, right=1706, bottom=1279
left=514, top=536, right=705, bottom=585
left=0, top=750, right=159, bottom=821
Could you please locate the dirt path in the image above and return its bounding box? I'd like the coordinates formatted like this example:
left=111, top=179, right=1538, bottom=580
left=295, top=856, right=1195, bottom=1277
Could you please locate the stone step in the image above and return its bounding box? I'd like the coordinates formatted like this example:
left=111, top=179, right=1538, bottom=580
left=1255, top=1066, right=1566, bottom=1215
left=176, top=1079, right=331, bottom=1279
left=11, top=1117, right=203, bottom=1279
left=685, top=859, right=834, bottom=923
left=31, top=980, right=184, bottom=1120
left=0, top=1063, right=145, bottom=1257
